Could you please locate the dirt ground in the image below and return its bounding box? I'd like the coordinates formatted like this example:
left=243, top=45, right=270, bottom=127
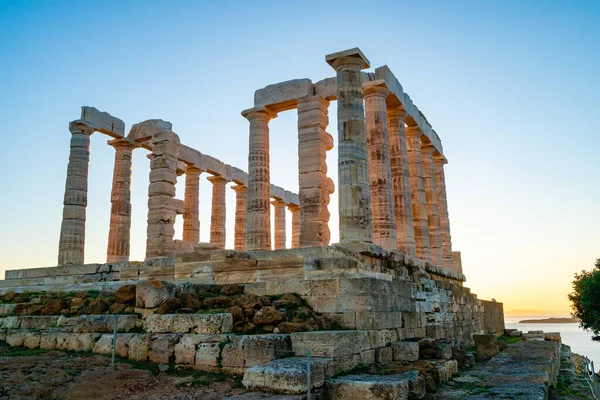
left=0, top=343, right=248, bottom=400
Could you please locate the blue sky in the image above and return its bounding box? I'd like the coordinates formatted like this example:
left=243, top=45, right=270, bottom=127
left=0, top=0, right=598, bottom=314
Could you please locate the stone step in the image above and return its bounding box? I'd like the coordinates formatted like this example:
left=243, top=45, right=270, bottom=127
left=243, top=356, right=333, bottom=394
left=326, top=370, right=426, bottom=400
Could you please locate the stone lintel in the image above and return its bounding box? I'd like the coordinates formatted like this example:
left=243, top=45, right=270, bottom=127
left=127, top=119, right=173, bottom=143
left=326, top=47, right=370, bottom=69
left=80, top=106, right=125, bottom=138
left=69, top=120, right=95, bottom=134
left=374, top=65, right=443, bottom=155
left=254, top=78, right=314, bottom=112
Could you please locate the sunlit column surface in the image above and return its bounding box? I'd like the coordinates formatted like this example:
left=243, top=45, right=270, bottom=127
left=326, top=48, right=373, bottom=243
left=231, top=184, right=248, bottom=251
left=422, top=144, right=443, bottom=266
left=388, top=107, right=416, bottom=257
left=435, top=155, right=454, bottom=270
left=297, top=95, right=333, bottom=247
left=183, top=166, right=202, bottom=244
left=406, top=126, right=431, bottom=263
left=364, top=81, right=397, bottom=250
left=208, top=175, right=228, bottom=250
left=242, top=108, right=276, bottom=250
left=288, top=203, right=301, bottom=248
left=58, top=121, right=94, bottom=265
left=106, top=138, right=136, bottom=263
left=272, top=198, right=287, bottom=250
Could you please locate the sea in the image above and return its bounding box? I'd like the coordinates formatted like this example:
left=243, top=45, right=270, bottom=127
left=504, top=316, right=600, bottom=372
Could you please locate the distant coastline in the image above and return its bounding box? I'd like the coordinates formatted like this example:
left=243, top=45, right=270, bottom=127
left=518, top=317, right=579, bottom=324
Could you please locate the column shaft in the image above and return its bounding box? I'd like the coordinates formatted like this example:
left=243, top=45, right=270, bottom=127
left=272, top=199, right=286, bottom=250
left=146, top=129, right=180, bottom=258
left=388, top=108, right=416, bottom=257
left=232, top=185, right=248, bottom=251
left=328, top=53, right=372, bottom=243
left=288, top=204, right=300, bottom=248
left=243, top=109, right=276, bottom=250
left=435, top=156, right=454, bottom=270
left=452, top=251, right=463, bottom=275
left=406, top=126, right=431, bottom=263
left=107, top=139, right=135, bottom=263
left=208, top=176, right=227, bottom=249
left=297, top=96, right=333, bottom=247
left=58, top=122, right=93, bottom=265
left=183, top=166, right=201, bottom=243
left=364, top=83, right=397, bottom=250
left=422, top=145, right=444, bottom=266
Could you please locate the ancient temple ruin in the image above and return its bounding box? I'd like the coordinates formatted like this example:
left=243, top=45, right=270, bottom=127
left=0, top=48, right=506, bottom=397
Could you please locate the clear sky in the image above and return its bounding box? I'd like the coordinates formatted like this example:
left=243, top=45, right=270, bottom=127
left=0, top=0, right=598, bottom=316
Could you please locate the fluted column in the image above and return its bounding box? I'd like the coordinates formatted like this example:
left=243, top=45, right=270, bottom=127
left=106, top=138, right=136, bottom=263
left=146, top=129, right=180, bottom=258
left=364, top=82, right=397, bottom=250
left=297, top=95, right=334, bottom=247
left=422, top=145, right=443, bottom=266
left=183, top=166, right=202, bottom=244
left=58, top=121, right=94, bottom=265
left=242, top=108, right=276, bottom=250
left=452, top=251, right=463, bottom=275
left=435, top=155, right=453, bottom=270
left=272, top=199, right=287, bottom=250
left=232, top=185, right=248, bottom=251
left=406, top=126, right=431, bottom=263
left=208, top=175, right=227, bottom=249
left=288, top=204, right=300, bottom=248
left=326, top=48, right=372, bottom=243
left=388, top=107, right=416, bottom=257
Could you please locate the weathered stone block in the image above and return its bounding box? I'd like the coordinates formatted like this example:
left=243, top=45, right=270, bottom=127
left=326, top=374, right=410, bottom=400
left=149, top=334, right=181, bottom=363
left=473, top=334, right=499, bottom=361
left=136, top=280, right=178, bottom=308
left=392, top=341, right=419, bottom=362
left=291, top=331, right=370, bottom=357
left=0, top=304, right=16, bottom=316
left=243, top=357, right=331, bottom=394
left=145, top=314, right=233, bottom=334
left=128, top=334, right=150, bottom=361
left=243, top=334, right=292, bottom=367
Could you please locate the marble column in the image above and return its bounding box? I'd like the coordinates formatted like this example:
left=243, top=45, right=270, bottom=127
left=422, top=145, right=444, bottom=266
left=146, top=129, right=180, bottom=259
left=272, top=199, right=287, bottom=250
left=208, top=175, right=227, bottom=250
left=106, top=138, right=136, bottom=263
left=232, top=185, right=248, bottom=251
left=288, top=204, right=300, bottom=248
left=183, top=166, right=202, bottom=244
left=452, top=251, right=463, bottom=275
left=297, top=95, right=334, bottom=247
left=388, top=107, right=416, bottom=257
left=435, top=155, right=454, bottom=270
left=242, top=108, right=276, bottom=250
left=326, top=48, right=373, bottom=243
left=406, top=126, right=431, bottom=263
left=58, top=121, right=94, bottom=265
left=364, top=82, right=397, bottom=250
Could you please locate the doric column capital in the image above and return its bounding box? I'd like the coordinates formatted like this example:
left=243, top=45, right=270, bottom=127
left=287, top=203, right=300, bottom=212
left=108, top=137, right=137, bottom=150
left=387, top=107, right=408, bottom=121
left=207, top=175, right=228, bottom=186
left=421, top=144, right=437, bottom=154
left=406, top=125, right=424, bottom=139
left=363, top=81, right=390, bottom=99
left=241, top=107, right=277, bottom=122
left=185, top=165, right=203, bottom=175
left=231, top=184, right=248, bottom=193
left=69, top=120, right=95, bottom=135
left=271, top=198, right=286, bottom=207
left=326, top=47, right=370, bottom=71
left=434, top=154, right=448, bottom=166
